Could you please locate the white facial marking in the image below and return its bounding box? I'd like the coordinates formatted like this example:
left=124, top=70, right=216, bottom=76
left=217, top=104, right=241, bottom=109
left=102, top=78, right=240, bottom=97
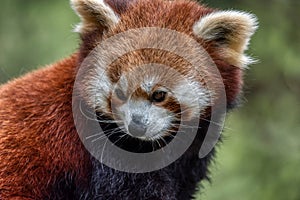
left=141, top=81, right=154, bottom=93
left=173, top=79, right=211, bottom=118
left=118, top=97, right=171, bottom=140
left=145, top=105, right=172, bottom=139
left=86, top=74, right=111, bottom=111
left=84, top=58, right=112, bottom=110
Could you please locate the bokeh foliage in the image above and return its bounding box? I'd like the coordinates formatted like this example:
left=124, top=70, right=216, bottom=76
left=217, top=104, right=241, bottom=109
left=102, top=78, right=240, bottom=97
left=0, top=1, right=299, bottom=199
left=200, top=1, right=300, bottom=200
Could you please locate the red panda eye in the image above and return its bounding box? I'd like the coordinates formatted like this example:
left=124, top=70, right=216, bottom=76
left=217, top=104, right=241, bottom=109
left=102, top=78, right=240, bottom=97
left=115, top=89, right=127, bottom=101
left=151, top=91, right=167, bottom=103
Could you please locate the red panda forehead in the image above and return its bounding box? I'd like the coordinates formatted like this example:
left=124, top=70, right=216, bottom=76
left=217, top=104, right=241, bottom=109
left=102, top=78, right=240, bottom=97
left=107, top=49, right=197, bottom=84
left=107, top=0, right=214, bottom=36
left=130, top=86, right=149, bottom=100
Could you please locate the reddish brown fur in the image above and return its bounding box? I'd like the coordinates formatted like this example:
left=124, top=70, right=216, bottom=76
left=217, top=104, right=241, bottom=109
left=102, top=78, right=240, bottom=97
left=161, top=97, right=182, bottom=115
left=0, top=0, right=245, bottom=198
left=81, top=0, right=243, bottom=105
left=79, top=0, right=214, bottom=62
left=105, top=0, right=134, bottom=14
left=0, top=54, right=91, bottom=198
left=130, top=87, right=149, bottom=100
left=107, top=49, right=193, bottom=83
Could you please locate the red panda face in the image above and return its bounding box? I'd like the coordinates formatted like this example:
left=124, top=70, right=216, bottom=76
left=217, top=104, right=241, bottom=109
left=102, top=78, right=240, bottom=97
left=72, top=0, right=257, bottom=143
left=106, top=63, right=211, bottom=140
left=77, top=46, right=213, bottom=141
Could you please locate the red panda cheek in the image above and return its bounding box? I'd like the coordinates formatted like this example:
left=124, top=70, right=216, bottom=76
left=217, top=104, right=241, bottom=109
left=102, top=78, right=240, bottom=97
left=110, top=96, right=125, bottom=115
left=179, top=105, right=195, bottom=122
left=158, top=97, right=182, bottom=117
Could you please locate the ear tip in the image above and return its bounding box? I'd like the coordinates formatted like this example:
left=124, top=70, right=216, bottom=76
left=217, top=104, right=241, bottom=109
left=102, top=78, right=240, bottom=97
left=204, top=10, right=259, bottom=26
left=193, top=9, right=259, bottom=40
left=70, top=0, right=119, bottom=34
left=70, top=0, right=80, bottom=6
left=226, top=10, right=259, bottom=32
left=70, top=0, right=82, bottom=12
left=70, top=0, right=101, bottom=9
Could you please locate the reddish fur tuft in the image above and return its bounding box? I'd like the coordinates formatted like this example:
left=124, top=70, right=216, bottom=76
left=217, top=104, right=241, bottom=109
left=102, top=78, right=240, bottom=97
left=0, top=54, right=91, bottom=198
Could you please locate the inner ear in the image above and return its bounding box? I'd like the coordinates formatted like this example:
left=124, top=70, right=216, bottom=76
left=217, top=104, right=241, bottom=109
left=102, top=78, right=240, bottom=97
left=193, top=10, right=258, bottom=67
left=71, top=0, right=120, bottom=34
left=209, top=25, right=235, bottom=44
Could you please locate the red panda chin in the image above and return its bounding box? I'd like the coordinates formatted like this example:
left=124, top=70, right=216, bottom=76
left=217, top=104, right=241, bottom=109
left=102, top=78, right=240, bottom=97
left=95, top=111, right=177, bottom=153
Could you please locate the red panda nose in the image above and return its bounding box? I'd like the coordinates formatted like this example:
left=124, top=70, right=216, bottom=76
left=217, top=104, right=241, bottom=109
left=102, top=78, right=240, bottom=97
left=128, top=117, right=147, bottom=137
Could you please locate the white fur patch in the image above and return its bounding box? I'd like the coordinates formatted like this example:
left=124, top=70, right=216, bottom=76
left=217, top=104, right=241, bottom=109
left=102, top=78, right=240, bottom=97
left=173, top=79, right=211, bottom=119
left=84, top=59, right=112, bottom=111
left=119, top=99, right=171, bottom=140
left=71, top=0, right=120, bottom=33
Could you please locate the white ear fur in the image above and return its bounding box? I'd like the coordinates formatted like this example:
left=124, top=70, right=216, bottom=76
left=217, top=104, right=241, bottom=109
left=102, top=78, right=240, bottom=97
left=71, top=0, right=120, bottom=33
left=193, top=10, right=258, bottom=67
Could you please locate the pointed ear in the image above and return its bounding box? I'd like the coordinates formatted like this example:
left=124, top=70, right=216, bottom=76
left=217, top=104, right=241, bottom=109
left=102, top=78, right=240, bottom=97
left=193, top=10, right=258, bottom=68
left=71, top=0, right=120, bottom=34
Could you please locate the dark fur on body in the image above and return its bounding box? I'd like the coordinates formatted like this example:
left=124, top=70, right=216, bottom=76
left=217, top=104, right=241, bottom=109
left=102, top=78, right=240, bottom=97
left=48, top=118, right=215, bottom=200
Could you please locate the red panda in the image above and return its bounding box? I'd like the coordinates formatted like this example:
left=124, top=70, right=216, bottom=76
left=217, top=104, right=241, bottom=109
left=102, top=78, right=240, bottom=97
left=0, top=0, right=258, bottom=199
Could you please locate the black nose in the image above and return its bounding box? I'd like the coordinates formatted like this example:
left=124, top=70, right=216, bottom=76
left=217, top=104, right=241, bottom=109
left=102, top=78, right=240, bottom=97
left=128, top=120, right=147, bottom=137
left=131, top=115, right=144, bottom=125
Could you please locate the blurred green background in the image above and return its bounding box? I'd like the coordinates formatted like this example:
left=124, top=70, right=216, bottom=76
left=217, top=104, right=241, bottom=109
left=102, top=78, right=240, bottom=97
left=0, top=0, right=299, bottom=199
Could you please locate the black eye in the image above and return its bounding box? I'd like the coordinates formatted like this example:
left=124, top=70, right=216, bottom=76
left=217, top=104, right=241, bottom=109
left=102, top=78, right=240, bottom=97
left=151, top=91, right=167, bottom=103
left=115, top=89, right=127, bottom=101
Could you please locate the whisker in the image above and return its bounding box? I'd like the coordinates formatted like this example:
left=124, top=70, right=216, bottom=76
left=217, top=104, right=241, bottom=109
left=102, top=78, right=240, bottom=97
left=109, top=128, right=126, bottom=136
left=168, top=111, right=232, bottom=131
left=155, top=139, right=162, bottom=149
left=151, top=140, right=155, bottom=152
left=86, top=133, right=103, bottom=139
left=79, top=101, right=122, bottom=123
left=96, top=119, right=123, bottom=124
left=111, top=133, right=128, bottom=145
left=166, top=130, right=188, bottom=139
left=158, top=136, right=168, bottom=152
left=98, top=125, right=125, bottom=134
left=79, top=101, right=98, bottom=121
left=170, top=123, right=198, bottom=129
left=101, top=138, right=109, bottom=170
left=198, top=117, right=233, bottom=131
left=96, top=110, right=122, bottom=118
left=90, top=126, right=126, bottom=142
left=91, top=134, right=109, bottom=143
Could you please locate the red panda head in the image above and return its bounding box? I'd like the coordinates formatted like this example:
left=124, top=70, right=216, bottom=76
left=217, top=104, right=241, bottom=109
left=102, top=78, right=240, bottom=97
left=71, top=0, right=258, bottom=141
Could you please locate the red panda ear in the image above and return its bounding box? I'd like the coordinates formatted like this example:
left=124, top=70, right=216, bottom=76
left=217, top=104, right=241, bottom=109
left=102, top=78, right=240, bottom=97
left=193, top=10, right=258, bottom=68
left=71, top=0, right=120, bottom=34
